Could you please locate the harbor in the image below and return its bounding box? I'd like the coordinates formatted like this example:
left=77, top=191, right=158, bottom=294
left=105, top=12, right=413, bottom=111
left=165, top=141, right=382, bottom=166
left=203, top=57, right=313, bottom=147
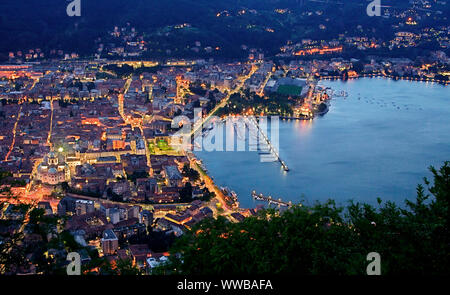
left=194, top=78, right=450, bottom=208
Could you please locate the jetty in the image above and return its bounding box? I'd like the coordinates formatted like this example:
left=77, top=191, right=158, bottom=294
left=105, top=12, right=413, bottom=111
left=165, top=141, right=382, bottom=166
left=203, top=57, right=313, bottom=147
left=251, top=191, right=293, bottom=208
left=247, top=116, right=290, bottom=172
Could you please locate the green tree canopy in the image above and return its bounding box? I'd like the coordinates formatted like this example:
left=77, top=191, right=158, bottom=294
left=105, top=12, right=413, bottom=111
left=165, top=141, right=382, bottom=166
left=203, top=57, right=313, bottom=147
left=162, top=161, right=450, bottom=275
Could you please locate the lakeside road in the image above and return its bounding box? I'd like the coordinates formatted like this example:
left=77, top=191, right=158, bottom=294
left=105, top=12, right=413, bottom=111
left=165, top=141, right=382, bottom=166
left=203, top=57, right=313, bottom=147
left=185, top=152, right=233, bottom=216
left=318, top=72, right=449, bottom=85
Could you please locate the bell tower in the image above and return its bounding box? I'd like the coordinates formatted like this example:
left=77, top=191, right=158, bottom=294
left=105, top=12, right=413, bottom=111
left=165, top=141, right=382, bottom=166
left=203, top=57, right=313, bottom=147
left=48, top=150, right=59, bottom=165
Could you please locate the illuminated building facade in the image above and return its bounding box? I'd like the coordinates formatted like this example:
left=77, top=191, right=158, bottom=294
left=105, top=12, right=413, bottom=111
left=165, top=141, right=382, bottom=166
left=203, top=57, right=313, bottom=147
left=36, top=151, right=70, bottom=185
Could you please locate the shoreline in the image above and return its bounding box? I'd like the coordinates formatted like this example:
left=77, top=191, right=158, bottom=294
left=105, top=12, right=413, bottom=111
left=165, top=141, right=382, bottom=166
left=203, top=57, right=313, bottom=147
left=317, top=73, right=449, bottom=86
left=194, top=77, right=448, bottom=210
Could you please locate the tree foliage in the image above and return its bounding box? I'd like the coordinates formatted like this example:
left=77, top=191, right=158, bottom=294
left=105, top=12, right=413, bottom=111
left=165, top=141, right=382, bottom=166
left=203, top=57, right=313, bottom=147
left=163, top=162, right=450, bottom=275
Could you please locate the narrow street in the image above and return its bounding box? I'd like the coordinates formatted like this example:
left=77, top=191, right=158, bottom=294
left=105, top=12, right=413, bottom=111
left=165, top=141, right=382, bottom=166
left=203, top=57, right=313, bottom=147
left=4, top=105, right=22, bottom=161
left=46, top=98, right=54, bottom=147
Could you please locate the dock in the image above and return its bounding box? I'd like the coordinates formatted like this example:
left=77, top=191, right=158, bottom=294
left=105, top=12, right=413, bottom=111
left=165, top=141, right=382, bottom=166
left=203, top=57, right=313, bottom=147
left=247, top=116, right=290, bottom=172
left=251, top=191, right=293, bottom=208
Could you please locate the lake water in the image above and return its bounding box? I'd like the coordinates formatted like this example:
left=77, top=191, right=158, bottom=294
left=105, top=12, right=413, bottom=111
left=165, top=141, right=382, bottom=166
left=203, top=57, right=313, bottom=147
left=195, top=78, right=450, bottom=208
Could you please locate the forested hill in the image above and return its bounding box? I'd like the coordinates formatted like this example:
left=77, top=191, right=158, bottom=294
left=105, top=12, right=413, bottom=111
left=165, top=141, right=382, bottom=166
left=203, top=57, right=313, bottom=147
left=0, top=0, right=429, bottom=61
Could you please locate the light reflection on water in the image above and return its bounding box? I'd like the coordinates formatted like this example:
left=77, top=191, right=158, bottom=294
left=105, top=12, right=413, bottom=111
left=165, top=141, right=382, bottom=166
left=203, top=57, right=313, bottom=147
left=195, top=78, right=450, bottom=208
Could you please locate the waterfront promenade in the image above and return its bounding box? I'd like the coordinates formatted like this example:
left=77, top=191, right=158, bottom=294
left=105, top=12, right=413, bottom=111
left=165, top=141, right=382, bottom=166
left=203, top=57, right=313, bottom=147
left=318, top=72, right=449, bottom=85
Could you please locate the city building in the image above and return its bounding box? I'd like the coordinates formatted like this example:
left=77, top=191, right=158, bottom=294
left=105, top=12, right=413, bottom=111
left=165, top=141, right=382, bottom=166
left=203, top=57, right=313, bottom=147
left=101, top=229, right=119, bottom=255
left=36, top=151, right=70, bottom=185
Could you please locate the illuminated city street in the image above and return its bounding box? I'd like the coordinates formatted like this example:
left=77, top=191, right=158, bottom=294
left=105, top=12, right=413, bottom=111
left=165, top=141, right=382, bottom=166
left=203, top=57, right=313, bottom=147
left=0, top=0, right=449, bottom=279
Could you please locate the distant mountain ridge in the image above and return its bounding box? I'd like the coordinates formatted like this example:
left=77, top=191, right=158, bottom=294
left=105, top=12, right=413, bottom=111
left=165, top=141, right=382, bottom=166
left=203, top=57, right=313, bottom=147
left=0, top=0, right=441, bottom=61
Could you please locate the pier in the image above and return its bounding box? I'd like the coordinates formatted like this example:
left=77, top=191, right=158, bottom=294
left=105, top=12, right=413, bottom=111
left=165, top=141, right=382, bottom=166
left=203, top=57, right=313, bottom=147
left=247, top=116, right=290, bottom=172
left=251, top=191, right=293, bottom=208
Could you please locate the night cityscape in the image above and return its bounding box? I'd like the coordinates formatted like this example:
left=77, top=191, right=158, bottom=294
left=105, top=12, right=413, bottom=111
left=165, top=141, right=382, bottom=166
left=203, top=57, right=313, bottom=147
left=0, top=0, right=449, bottom=288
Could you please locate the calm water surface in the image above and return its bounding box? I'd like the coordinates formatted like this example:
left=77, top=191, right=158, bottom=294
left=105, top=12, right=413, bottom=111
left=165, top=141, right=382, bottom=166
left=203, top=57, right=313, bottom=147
left=195, top=78, right=450, bottom=208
